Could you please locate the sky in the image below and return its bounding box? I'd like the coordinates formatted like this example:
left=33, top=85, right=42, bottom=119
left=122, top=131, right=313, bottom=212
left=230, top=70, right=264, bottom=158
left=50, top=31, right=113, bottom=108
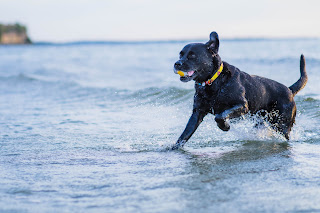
left=1, top=0, right=320, bottom=42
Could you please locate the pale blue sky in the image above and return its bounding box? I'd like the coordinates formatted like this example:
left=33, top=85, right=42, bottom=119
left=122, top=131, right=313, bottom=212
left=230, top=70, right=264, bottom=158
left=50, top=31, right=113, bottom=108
left=1, top=0, right=320, bottom=42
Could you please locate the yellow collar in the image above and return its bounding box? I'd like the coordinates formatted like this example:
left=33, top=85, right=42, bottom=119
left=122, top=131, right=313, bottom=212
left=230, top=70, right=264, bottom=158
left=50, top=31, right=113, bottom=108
left=198, top=63, right=223, bottom=86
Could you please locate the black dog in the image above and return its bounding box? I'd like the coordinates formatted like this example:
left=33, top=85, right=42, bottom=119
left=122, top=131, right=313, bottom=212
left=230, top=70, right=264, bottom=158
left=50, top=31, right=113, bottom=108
left=172, top=32, right=307, bottom=149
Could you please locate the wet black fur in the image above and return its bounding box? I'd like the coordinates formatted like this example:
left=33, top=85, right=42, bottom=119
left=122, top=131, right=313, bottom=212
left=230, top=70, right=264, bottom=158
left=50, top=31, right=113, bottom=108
left=172, top=32, right=308, bottom=149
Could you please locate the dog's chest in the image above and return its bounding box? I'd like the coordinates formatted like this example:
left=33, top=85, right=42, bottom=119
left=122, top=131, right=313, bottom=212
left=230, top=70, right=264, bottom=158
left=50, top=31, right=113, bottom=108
left=195, top=85, right=231, bottom=114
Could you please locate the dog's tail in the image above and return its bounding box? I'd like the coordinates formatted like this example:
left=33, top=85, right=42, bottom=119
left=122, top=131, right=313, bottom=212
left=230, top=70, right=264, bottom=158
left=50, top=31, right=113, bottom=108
left=289, top=54, right=308, bottom=96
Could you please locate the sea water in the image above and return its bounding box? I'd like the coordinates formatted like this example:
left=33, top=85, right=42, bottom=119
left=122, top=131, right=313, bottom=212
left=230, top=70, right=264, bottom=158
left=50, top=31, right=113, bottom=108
left=0, top=39, right=320, bottom=212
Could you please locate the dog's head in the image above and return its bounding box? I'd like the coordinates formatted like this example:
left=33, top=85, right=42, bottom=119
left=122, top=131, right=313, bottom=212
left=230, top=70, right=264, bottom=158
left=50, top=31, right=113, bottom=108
left=174, top=31, right=222, bottom=83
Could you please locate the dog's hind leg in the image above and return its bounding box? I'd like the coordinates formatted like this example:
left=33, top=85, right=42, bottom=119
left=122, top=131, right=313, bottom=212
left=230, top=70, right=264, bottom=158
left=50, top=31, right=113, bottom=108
left=280, top=107, right=296, bottom=140
left=269, top=102, right=297, bottom=140
left=254, top=110, right=268, bottom=129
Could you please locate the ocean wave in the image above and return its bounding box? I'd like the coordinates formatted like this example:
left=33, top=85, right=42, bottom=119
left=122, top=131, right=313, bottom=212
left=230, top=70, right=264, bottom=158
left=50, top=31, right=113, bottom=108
left=1, top=72, right=318, bottom=110
left=0, top=73, right=194, bottom=107
left=0, top=73, right=38, bottom=82
left=128, top=87, right=194, bottom=106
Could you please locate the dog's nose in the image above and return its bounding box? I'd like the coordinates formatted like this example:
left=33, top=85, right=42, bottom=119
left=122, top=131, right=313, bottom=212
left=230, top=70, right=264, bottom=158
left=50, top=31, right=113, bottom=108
left=174, top=61, right=182, bottom=74
left=174, top=61, right=183, bottom=71
left=175, top=61, right=182, bottom=67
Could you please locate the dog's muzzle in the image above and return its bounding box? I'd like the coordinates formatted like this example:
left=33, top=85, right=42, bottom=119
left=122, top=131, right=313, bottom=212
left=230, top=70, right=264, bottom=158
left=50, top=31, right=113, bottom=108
left=175, top=70, right=195, bottom=77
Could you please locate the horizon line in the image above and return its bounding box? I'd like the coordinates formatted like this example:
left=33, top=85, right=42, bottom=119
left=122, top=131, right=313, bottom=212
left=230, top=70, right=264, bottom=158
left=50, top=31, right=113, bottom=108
left=31, top=36, right=320, bottom=45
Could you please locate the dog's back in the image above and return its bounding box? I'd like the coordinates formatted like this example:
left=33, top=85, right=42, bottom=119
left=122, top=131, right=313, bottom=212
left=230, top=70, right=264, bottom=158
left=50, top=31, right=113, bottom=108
left=224, top=55, right=307, bottom=115
left=212, top=62, right=293, bottom=114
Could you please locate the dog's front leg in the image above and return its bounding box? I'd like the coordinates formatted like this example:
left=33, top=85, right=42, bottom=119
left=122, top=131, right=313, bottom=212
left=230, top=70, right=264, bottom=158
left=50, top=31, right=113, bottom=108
left=172, top=110, right=207, bottom=150
left=215, top=104, right=249, bottom=131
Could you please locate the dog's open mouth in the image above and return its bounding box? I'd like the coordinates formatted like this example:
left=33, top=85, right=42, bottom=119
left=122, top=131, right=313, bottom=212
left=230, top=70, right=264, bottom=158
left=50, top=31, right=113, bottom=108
left=176, top=70, right=197, bottom=82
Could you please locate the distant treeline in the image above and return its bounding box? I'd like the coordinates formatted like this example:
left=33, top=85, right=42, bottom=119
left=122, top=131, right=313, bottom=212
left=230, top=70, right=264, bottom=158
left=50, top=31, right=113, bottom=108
left=0, top=23, right=31, bottom=44
left=0, top=23, right=27, bottom=34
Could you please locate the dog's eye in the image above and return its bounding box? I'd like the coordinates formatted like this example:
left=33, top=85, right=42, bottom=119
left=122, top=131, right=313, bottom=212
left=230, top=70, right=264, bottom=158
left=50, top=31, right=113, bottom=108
left=179, top=51, right=184, bottom=58
left=188, top=53, right=196, bottom=59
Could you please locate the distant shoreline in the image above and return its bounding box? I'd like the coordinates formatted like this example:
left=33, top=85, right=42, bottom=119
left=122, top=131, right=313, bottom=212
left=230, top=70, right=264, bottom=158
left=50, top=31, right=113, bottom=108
left=1, top=37, right=317, bottom=46
left=0, top=23, right=31, bottom=44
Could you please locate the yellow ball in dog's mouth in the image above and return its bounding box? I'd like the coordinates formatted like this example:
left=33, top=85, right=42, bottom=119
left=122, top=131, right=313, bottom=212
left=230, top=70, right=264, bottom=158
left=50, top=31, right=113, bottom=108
left=177, top=71, right=185, bottom=77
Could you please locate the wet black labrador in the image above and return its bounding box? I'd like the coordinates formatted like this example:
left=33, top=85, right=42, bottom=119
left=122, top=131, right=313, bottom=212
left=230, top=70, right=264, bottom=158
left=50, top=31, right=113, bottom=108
left=172, top=32, right=307, bottom=149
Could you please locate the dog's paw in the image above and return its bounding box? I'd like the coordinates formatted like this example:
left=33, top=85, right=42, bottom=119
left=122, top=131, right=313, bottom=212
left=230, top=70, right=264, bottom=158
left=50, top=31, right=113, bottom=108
left=215, top=116, right=230, bottom=131
left=171, top=144, right=180, bottom=150
left=217, top=122, right=230, bottom=131
left=171, top=140, right=186, bottom=150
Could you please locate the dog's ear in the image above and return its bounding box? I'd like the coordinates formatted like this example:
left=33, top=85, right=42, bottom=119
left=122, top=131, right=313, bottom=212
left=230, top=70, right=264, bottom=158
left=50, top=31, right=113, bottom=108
left=205, top=31, right=219, bottom=54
